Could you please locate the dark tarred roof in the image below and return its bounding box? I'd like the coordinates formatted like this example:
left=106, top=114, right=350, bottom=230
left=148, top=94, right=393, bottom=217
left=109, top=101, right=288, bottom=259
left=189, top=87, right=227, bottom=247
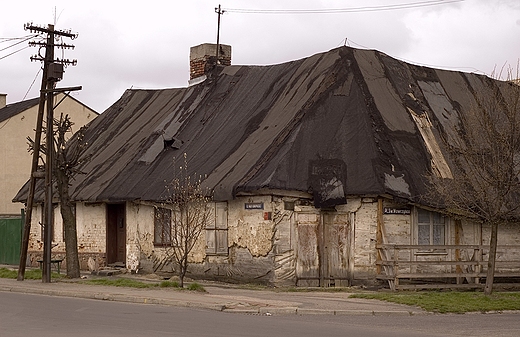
left=15, top=46, right=519, bottom=207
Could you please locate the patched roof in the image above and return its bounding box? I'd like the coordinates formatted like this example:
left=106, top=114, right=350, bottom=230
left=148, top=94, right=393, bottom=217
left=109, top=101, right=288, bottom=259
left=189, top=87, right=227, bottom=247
left=15, top=46, right=519, bottom=207
left=0, top=97, right=39, bottom=123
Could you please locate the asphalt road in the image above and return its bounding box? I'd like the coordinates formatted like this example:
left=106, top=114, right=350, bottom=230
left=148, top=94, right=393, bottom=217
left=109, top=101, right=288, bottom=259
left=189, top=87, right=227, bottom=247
left=1, top=292, right=519, bottom=337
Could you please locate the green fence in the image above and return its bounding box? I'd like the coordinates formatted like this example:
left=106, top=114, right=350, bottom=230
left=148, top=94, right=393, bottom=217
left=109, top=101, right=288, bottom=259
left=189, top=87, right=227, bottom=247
left=0, top=213, right=23, bottom=265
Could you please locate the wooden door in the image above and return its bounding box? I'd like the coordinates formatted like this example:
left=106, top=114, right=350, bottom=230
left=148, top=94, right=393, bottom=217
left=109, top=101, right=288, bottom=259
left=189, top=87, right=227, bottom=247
left=106, top=204, right=126, bottom=265
left=296, top=210, right=351, bottom=287
left=323, top=212, right=351, bottom=287
left=295, top=211, right=320, bottom=286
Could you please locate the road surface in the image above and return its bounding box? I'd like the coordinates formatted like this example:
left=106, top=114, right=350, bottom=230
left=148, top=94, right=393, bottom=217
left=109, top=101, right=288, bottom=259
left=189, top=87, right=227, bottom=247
left=1, top=292, right=519, bottom=337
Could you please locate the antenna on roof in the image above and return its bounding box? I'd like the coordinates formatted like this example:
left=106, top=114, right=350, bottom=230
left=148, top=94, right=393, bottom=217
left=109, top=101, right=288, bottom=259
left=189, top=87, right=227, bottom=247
left=215, top=4, right=226, bottom=64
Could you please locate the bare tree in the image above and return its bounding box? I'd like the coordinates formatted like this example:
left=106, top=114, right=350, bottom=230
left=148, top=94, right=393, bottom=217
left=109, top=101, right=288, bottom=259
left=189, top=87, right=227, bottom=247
left=428, top=70, right=520, bottom=295
left=158, top=153, right=213, bottom=287
left=54, top=114, right=89, bottom=278
left=28, top=113, right=88, bottom=278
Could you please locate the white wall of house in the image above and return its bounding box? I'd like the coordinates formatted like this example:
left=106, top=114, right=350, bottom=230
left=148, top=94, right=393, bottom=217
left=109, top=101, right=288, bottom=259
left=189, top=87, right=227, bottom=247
left=22, top=193, right=520, bottom=285
left=76, top=202, right=107, bottom=255
left=26, top=202, right=106, bottom=269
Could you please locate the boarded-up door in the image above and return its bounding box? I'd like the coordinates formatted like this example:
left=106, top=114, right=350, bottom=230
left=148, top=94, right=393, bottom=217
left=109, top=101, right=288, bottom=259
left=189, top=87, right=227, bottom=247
left=106, top=204, right=126, bottom=265
left=322, top=212, right=351, bottom=287
left=296, top=212, right=320, bottom=286
left=0, top=216, right=22, bottom=265
left=296, top=210, right=351, bottom=287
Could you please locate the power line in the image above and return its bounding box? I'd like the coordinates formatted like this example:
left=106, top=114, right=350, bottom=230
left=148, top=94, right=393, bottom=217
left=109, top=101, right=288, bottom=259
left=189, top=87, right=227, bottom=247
left=0, top=45, right=31, bottom=60
left=23, top=67, right=43, bottom=101
left=225, top=0, right=464, bottom=14
left=0, top=35, right=36, bottom=52
left=0, top=35, right=36, bottom=42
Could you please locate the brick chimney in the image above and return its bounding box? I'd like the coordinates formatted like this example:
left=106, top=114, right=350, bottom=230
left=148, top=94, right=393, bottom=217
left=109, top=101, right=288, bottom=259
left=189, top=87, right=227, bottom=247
left=0, top=93, right=6, bottom=109
left=189, top=43, right=231, bottom=80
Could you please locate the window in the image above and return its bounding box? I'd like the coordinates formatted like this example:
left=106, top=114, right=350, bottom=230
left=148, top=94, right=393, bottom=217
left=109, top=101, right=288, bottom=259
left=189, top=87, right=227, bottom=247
left=417, top=208, right=445, bottom=245
left=206, top=202, right=228, bottom=255
left=154, top=207, right=171, bottom=246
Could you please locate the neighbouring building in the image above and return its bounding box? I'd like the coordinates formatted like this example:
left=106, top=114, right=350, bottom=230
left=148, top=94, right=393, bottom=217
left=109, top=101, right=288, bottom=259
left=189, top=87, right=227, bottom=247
left=1, top=93, right=97, bottom=264
left=14, top=45, right=520, bottom=289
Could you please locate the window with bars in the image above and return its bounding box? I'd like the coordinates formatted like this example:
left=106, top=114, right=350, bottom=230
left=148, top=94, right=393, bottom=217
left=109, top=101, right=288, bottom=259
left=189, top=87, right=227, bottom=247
left=417, top=208, right=445, bottom=245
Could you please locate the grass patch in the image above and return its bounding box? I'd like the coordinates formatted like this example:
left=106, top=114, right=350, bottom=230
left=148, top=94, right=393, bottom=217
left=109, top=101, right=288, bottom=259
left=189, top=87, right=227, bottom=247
left=0, top=268, right=17, bottom=279
left=187, top=282, right=206, bottom=292
left=350, top=291, right=520, bottom=313
left=0, top=267, right=64, bottom=280
left=160, top=280, right=180, bottom=288
left=81, top=278, right=158, bottom=288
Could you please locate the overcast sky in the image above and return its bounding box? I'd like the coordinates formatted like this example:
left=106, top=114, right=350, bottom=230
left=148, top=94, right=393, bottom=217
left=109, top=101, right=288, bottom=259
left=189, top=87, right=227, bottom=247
left=1, top=0, right=519, bottom=113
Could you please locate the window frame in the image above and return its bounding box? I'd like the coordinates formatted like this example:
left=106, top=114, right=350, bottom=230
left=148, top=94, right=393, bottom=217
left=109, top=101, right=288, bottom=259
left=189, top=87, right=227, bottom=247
left=205, top=202, right=228, bottom=256
left=415, top=208, right=447, bottom=247
left=154, top=207, right=172, bottom=246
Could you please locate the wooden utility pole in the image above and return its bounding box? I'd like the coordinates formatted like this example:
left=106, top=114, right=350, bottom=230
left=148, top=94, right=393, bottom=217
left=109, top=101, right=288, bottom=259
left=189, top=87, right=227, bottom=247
left=215, top=4, right=225, bottom=63
left=17, top=23, right=78, bottom=282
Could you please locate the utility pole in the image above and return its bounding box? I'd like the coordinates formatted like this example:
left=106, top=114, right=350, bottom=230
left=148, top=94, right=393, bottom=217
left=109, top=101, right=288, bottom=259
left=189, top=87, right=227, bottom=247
left=215, top=4, right=225, bottom=63
left=17, top=23, right=79, bottom=282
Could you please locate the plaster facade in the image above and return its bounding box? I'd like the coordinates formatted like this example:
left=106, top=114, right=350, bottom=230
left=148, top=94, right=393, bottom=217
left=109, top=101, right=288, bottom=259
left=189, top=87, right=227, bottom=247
left=23, top=194, right=520, bottom=286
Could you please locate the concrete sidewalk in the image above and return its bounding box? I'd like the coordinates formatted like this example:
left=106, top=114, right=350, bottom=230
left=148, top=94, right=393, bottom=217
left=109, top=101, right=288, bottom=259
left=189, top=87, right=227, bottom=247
left=0, top=275, right=426, bottom=316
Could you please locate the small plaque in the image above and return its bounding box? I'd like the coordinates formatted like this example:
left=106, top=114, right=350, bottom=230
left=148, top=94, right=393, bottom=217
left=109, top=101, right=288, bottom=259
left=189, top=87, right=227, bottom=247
left=245, top=202, right=264, bottom=210
left=383, top=207, right=411, bottom=215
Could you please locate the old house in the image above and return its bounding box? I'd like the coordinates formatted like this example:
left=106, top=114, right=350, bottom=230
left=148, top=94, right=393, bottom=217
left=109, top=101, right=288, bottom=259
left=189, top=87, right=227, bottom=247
left=0, top=93, right=96, bottom=265
left=15, top=44, right=520, bottom=288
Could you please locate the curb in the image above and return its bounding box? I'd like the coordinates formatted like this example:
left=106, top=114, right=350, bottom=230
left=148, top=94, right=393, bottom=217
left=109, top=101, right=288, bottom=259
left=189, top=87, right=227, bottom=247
left=0, top=284, right=426, bottom=316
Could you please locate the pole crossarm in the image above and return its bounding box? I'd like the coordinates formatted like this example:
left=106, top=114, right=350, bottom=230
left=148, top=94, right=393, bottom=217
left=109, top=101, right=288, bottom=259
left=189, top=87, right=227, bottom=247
left=28, top=41, right=75, bottom=50
left=24, top=23, right=78, bottom=39
left=43, top=86, right=82, bottom=93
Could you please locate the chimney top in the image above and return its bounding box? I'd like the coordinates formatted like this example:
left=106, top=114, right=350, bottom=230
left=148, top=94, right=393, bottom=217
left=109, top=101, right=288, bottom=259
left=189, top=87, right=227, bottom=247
left=0, top=93, right=6, bottom=109
left=189, top=43, right=232, bottom=81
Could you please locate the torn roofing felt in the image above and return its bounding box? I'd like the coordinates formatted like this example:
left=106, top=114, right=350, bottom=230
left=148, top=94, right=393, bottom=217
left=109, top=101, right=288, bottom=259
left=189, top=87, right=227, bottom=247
left=14, top=46, right=519, bottom=208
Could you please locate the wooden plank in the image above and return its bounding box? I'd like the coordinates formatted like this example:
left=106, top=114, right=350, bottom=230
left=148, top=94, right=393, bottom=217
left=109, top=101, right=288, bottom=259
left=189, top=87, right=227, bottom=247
left=477, top=272, right=520, bottom=278
left=376, top=275, right=397, bottom=280
left=395, top=272, right=520, bottom=279
left=377, top=260, right=482, bottom=266
left=455, top=219, right=462, bottom=284
left=377, top=198, right=395, bottom=291
left=377, top=244, right=520, bottom=250
left=397, top=272, right=482, bottom=278
left=494, top=261, right=520, bottom=267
